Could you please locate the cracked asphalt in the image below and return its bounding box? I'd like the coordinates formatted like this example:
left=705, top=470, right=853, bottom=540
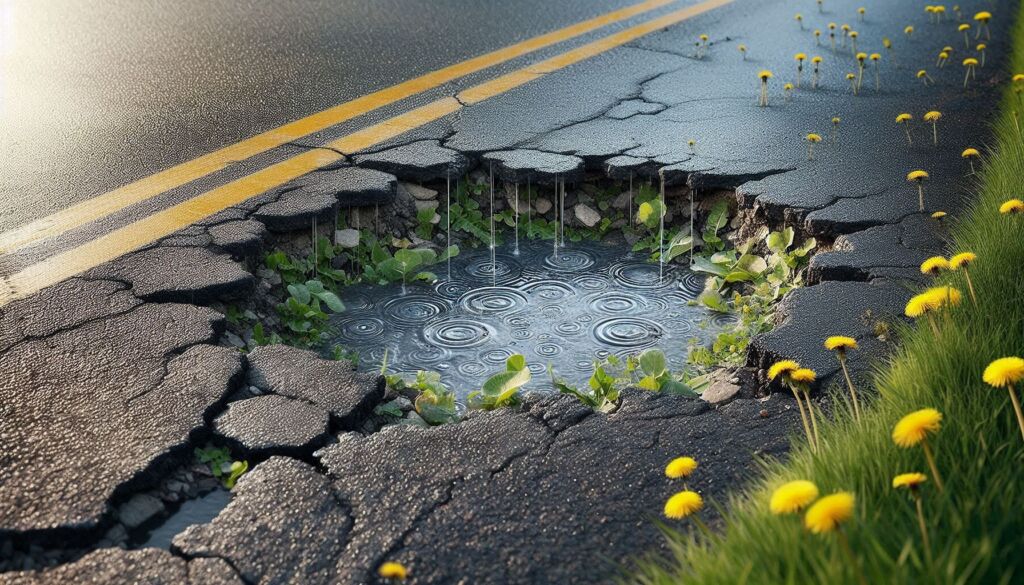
left=0, top=0, right=1016, bottom=582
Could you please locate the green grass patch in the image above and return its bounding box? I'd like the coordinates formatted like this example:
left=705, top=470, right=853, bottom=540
left=631, top=8, right=1024, bottom=585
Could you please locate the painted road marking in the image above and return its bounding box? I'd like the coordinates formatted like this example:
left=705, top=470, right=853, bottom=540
left=0, top=0, right=734, bottom=306
left=0, top=0, right=678, bottom=255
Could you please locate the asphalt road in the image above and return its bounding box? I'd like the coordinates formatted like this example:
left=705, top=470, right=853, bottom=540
left=0, top=0, right=654, bottom=233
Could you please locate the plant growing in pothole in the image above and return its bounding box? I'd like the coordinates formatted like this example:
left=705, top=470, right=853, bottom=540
left=805, top=133, right=822, bottom=160
left=895, top=113, right=914, bottom=145
left=907, top=170, right=929, bottom=211
left=550, top=358, right=624, bottom=413
left=635, top=348, right=696, bottom=395
left=276, top=279, right=345, bottom=344
left=813, top=29, right=821, bottom=46
left=917, top=69, right=934, bottom=85
left=848, top=30, right=859, bottom=54
left=194, top=445, right=249, bottom=489
left=983, top=357, right=1024, bottom=441
left=892, top=408, right=945, bottom=492
left=828, top=23, right=837, bottom=50
left=794, top=13, right=804, bottom=30
left=904, top=25, right=914, bottom=38
left=845, top=73, right=857, bottom=95
left=468, top=354, right=531, bottom=411
left=783, top=83, right=794, bottom=101
left=368, top=244, right=459, bottom=288
left=857, top=6, right=865, bottom=21
left=386, top=369, right=460, bottom=426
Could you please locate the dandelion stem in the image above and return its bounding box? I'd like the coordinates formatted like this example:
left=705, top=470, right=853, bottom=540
left=926, top=313, right=939, bottom=335
left=789, top=385, right=816, bottom=452
left=836, top=529, right=868, bottom=585
left=904, top=126, right=913, bottom=145
left=921, top=439, right=944, bottom=492
left=1007, top=383, right=1024, bottom=441
left=914, top=494, right=932, bottom=565
left=917, top=184, right=926, bottom=212
left=932, top=122, right=938, bottom=145
left=804, top=389, right=822, bottom=449
left=963, top=268, right=977, bottom=305
left=691, top=516, right=717, bottom=542
left=838, top=355, right=861, bottom=421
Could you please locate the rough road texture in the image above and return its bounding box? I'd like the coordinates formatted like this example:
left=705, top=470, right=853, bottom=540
left=170, top=391, right=794, bottom=585
left=0, top=0, right=1013, bottom=581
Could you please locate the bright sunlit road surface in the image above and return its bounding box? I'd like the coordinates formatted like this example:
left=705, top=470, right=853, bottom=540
left=0, top=0, right=659, bottom=232
left=0, top=0, right=736, bottom=305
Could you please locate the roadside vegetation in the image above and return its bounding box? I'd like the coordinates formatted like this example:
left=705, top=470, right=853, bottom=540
left=631, top=10, right=1024, bottom=583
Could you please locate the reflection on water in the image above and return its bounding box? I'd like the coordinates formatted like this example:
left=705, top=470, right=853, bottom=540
left=330, top=240, right=733, bottom=397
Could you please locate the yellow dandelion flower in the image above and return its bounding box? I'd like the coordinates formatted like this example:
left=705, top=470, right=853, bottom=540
left=892, top=408, right=942, bottom=448
left=1013, top=73, right=1024, bottom=83
left=959, top=23, right=970, bottom=32
left=790, top=368, right=816, bottom=384
left=892, top=472, right=928, bottom=490
left=931, top=211, right=947, bottom=219
left=795, top=53, right=807, bottom=61
left=905, top=25, right=914, bottom=35
left=974, top=11, right=991, bottom=22
left=963, top=57, right=978, bottom=66
left=962, top=148, right=980, bottom=158
left=923, top=111, right=942, bottom=122
left=378, top=562, right=408, bottom=581
left=983, top=357, right=1024, bottom=388
left=768, top=360, right=800, bottom=380
left=664, top=490, right=704, bottom=519
left=907, top=170, right=929, bottom=181
left=770, top=480, right=819, bottom=514
left=920, top=256, right=949, bottom=275
left=948, top=252, right=976, bottom=269
left=870, top=53, right=880, bottom=62
left=804, top=492, right=855, bottom=534
left=759, top=70, right=773, bottom=80
left=806, top=133, right=822, bottom=142
left=665, top=456, right=698, bottom=479
left=905, top=291, right=937, bottom=318
left=825, top=336, right=858, bottom=351
left=896, top=113, right=912, bottom=123
left=999, top=199, right=1024, bottom=214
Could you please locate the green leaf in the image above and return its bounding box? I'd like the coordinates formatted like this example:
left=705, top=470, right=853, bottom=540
left=506, top=354, right=527, bottom=372
left=481, top=367, right=532, bottom=398
left=314, top=291, right=344, bottom=313
left=767, top=227, right=795, bottom=254
left=637, top=375, right=661, bottom=391
left=703, top=200, right=730, bottom=236
left=691, top=256, right=729, bottom=277
left=287, top=283, right=311, bottom=305
left=638, top=349, right=667, bottom=378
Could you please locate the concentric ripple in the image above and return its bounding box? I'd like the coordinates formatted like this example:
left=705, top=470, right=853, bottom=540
left=543, top=249, right=596, bottom=272
left=585, top=291, right=645, bottom=314
left=459, top=287, right=528, bottom=315
left=423, top=319, right=494, bottom=349
left=521, top=279, right=575, bottom=302
left=464, top=255, right=522, bottom=283
left=592, top=317, right=664, bottom=347
left=334, top=315, right=386, bottom=342
left=382, top=295, right=450, bottom=326
left=332, top=240, right=727, bottom=398
left=609, top=261, right=676, bottom=290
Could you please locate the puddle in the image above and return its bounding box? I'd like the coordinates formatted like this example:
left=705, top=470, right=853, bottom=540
left=139, top=489, right=231, bottom=549
left=331, top=240, right=733, bottom=397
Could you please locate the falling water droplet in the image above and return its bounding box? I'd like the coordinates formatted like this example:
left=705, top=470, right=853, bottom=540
left=514, top=182, right=520, bottom=256
left=446, top=169, right=452, bottom=280
left=659, top=171, right=665, bottom=283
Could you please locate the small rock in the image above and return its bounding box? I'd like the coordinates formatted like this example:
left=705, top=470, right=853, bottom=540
left=702, top=380, right=741, bottom=405
left=401, top=183, right=439, bottom=201
left=574, top=203, right=601, bottom=228
left=504, top=191, right=530, bottom=214
left=535, top=197, right=553, bottom=214
left=117, top=494, right=165, bottom=529
left=414, top=200, right=439, bottom=212
left=255, top=268, right=281, bottom=287
left=335, top=228, right=360, bottom=249
left=429, top=213, right=441, bottom=225
left=224, top=331, right=245, bottom=349
left=104, top=524, right=128, bottom=544
left=612, top=191, right=632, bottom=210
left=394, top=396, right=413, bottom=410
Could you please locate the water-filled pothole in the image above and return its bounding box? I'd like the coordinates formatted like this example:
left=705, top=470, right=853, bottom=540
left=331, top=240, right=734, bottom=396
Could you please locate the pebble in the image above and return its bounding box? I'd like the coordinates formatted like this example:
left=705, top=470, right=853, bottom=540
left=534, top=197, right=553, bottom=214
left=402, top=183, right=439, bottom=201
left=574, top=203, right=601, bottom=228
left=335, top=228, right=360, bottom=248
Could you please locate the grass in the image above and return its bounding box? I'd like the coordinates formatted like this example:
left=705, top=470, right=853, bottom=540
left=630, top=7, right=1024, bottom=585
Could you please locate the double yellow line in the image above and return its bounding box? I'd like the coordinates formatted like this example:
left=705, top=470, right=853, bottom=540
left=0, top=0, right=733, bottom=306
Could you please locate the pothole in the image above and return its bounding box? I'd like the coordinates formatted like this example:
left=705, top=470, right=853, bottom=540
left=330, top=238, right=728, bottom=397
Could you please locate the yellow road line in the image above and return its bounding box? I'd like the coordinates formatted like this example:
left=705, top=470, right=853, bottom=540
left=0, top=0, right=678, bottom=255
left=0, top=0, right=734, bottom=306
